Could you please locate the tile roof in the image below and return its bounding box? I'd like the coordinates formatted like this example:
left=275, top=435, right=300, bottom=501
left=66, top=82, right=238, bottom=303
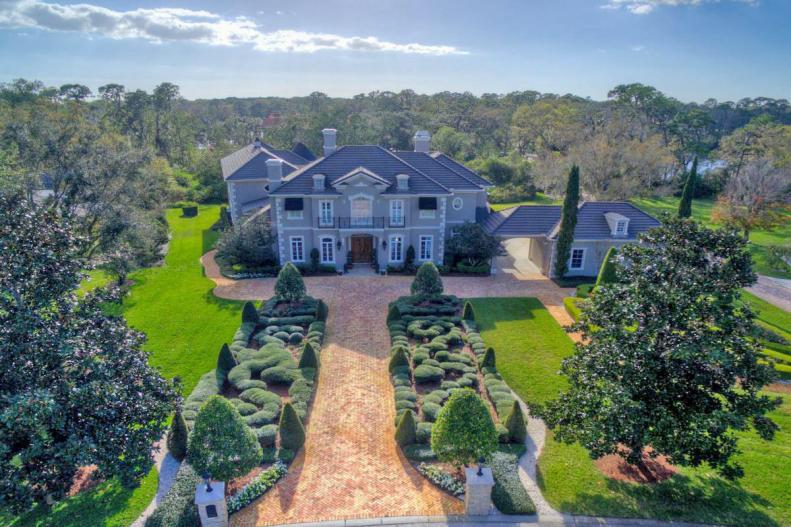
left=484, top=206, right=562, bottom=236
left=220, top=143, right=308, bottom=181
left=271, top=145, right=450, bottom=196
left=484, top=202, right=660, bottom=240
left=431, top=153, right=493, bottom=187
left=392, top=151, right=485, bottom=190
left=568, top=202, right=661, bottom=240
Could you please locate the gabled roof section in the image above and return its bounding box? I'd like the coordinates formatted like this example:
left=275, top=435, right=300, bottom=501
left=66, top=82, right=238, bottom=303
left=567, top=202, right=660, bottom=240
left=431, top=153, right=493, bottom=188
left=220, top=142, right=308, bottom=182
left=271, top=145, right=450, bottom=196
left=292, top=142, right=316, bottom=161
left=484, top=206, right=562, bottom=237
left=392, top=151, right=485, bottom=190
left=332, top=167, right=391, bottom=187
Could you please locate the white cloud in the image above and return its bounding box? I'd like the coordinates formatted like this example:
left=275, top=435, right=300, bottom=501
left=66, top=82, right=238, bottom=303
left=602, top=0, right=758, bottom=15
left=0, top=0, right=467, bottom=55
left=631, top=45, right=646, bottom=51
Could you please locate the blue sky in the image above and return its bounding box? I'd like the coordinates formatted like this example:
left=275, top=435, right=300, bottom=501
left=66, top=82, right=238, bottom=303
left=0, top=0, right=789, bottom=102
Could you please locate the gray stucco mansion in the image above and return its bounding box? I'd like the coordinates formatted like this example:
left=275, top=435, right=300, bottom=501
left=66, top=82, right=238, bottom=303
left=221, top=129, right=659, bottom=277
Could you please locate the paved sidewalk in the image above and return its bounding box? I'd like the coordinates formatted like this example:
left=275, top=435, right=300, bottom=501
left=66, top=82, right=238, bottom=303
left=748, top=275, right=791, bottom=313
left=130, top=437, right=180, bottom=527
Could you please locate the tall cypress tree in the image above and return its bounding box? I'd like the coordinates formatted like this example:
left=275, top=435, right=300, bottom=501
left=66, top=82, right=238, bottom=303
left=554, top=165, right=580, bottom=278
left=678, top=157, right=697, bottom=219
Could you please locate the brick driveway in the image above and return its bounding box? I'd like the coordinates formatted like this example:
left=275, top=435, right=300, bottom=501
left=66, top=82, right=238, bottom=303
left=202, top=252, right=575, bottom=525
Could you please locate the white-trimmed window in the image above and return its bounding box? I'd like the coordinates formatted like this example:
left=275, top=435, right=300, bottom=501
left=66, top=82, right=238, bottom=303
left=452, top=197, right=463, bottom=211
left=390, top=200, right=404, bottom=226
left=351, top=196, right=372, bottom=226
left=569, top=248, right=585, bottom=270
left=320, top=237, right=334, bottom=263
left=287, top=210, right=303, bottom=220
left=615, top=220, right=627, bottom=235
left=419, top=209, right=436, bottom=219
left=389, top=235, right=404, bottom=262
left=319, top=200, right=333, bottom=226
left=290, top=237, right=305, bottom=262
left=419, top=235, right=433, bottom=261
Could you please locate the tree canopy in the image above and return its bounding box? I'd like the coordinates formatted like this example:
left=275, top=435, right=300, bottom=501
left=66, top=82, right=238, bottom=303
left=431, top=388, right=498, bottom=468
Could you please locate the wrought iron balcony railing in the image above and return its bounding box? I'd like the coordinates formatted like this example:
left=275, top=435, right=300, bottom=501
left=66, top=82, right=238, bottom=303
left=315, top=217, right=406, bottom=229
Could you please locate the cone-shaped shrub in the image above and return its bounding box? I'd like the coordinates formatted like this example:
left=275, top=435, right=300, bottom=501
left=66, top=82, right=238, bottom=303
left=554, top=164, right=580, bottom=278
left=431, top=388, right=497, bottom=468
left=462, top=301, right=476, bottom=321
left=275, top=262, right=306, bottom=302
left=242, top=301, right=259, bottom=324
left=595, top=247, right=618, bottom=287
left=167, top=410, right=189, bottom=461
left=279, top=402, right=306, bottom=451
left=678, top=157, right=697, bottom=219
left=217, top=343, right=237, bottom=375
left=504, top=400, right=527, bottom=444
left=386, top=304, right=401, bottom=323
left=411, top=262, right=444, bottom=297
left=482, top=347, right=496, bottom=369
left=389, top=347, right=410, bottom=373
left=298, top=341, right=319, bottom=369
left=316, top=299, right=328, bottom=321
left=187, top=396, right=262, bottom=481
left=395, top=409, right=417, bottom=446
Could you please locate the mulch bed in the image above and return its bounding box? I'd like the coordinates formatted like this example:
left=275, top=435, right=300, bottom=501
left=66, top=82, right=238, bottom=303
left=595, top=448, right=677, bottom=484
left=68, top=465, right=100, bottom=496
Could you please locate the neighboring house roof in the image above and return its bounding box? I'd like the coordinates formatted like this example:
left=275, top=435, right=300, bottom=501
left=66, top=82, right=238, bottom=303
left=220, top=142, right=309, bottom=181
left=292, top=142, right=317, bottom=161
left=484, top=206, right=562, bottom=237
left=392, top=151, right=487, bottom=190
left=431, top=153, right=494, bottom=188
left=485, top=202, right=660, bottom=240
left=271, top=145, right=451, bottom=196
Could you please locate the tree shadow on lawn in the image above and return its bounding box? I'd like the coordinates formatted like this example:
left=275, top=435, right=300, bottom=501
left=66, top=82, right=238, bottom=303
left=202, top=288, right=244, bottom=313
left=539, top=467, right=777, bottom=527
left=201, top=224, right=222, bottom=256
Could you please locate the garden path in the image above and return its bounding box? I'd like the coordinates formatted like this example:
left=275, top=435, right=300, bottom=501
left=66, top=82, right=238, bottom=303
left=201, top=251, right=578, bottom=525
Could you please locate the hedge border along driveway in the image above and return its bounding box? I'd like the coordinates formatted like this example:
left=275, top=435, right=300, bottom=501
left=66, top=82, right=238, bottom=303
left=3, top=205, right=243, bottom=527
left=469, top=296, right=791, bottom=527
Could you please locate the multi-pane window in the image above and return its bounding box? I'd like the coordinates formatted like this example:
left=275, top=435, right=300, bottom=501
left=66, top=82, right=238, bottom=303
left=290, top=237, right=304, bottom=262
left=390, top=200, right=404, bottom=226
left=321, top=237, right=334, bottom=263
left=419, top=235, right=433, bottom=261
left=389, top=235, right=403, bottom=262
left=351, top=197, right=372, bottom=226
left=287, top=210, right=303, bottom=220
left=319, top=200, right=333, bottom=226
left=615, top=220, right=627, bottom=235
left=569, top=248, right=585, bottom=270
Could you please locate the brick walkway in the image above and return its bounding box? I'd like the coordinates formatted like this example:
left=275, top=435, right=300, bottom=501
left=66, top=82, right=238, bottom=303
left=201, top=252, right=576, bottom=525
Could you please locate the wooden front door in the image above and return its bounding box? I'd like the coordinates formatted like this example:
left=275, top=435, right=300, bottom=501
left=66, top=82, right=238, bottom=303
left=350, top=235, right=373, bottom=263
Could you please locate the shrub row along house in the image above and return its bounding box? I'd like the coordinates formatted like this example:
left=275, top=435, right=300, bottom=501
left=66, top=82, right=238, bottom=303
left=222, top=130, right=660, bottom=277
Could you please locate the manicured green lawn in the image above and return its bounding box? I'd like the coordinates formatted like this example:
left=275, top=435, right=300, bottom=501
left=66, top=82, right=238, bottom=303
left=4, top=205, right=242, bottom=527
left=490, top=193, right=559, bottom=211
left=631, top=196, right=791, bottom=279
left=470, top=296, right=791, bottom=527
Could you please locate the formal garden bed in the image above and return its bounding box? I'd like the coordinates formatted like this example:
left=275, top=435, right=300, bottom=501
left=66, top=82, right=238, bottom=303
left=146, top=264, right=324, bottom=525
left=386, top=264, right=534, bottom=514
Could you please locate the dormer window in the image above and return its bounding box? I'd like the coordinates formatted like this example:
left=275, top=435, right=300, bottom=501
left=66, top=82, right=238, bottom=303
left=615, top=220, right=627, bottom=235
left=604, top=212, right=630, bottom=237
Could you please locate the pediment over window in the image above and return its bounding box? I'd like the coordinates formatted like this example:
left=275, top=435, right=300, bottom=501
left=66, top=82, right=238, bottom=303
left=331, top=167, right=391, bottom=189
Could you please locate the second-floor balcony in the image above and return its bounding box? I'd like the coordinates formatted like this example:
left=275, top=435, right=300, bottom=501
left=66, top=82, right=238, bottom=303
left=316, top=216, right=406, bottom=229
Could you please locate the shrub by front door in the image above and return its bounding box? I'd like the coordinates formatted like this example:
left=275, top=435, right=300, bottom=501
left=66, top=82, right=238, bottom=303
left=351, top=235, right=373, bottom=263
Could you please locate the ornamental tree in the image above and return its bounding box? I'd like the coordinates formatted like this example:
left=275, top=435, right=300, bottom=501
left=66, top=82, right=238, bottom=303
left=444, top=222, right=503, bottom=267
left=411, top=262, right=444, bottom=297
left=275, top=262, right=306, bottom=302
left=0, top=194, right=177, bottom=512
left=595, top=247, right=618, bottom=287
left=538, top=217, right=780, bottom=479
left=431, top=388, right=498, bottom=468
left=553, top=164, right=580, bottom=277
left=167, top=410, right=189, bottom=462
left=187, top=396, right=262, bottom=482
left=279, top=402, right=306, bottom=452
left=678, top=156, right=697, bottom=218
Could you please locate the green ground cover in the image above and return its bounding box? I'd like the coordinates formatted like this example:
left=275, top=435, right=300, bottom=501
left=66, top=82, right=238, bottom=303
left=3, top=205, right=241, bottom=527
left=631, top=197, right=791, bottom=279
left=489, top=193, right=558, bottom=211
left=469, top=296, right=791, bottom=527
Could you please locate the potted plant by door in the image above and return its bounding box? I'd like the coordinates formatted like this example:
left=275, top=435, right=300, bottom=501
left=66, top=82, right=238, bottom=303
left=344, top=250, right=353, bottom=272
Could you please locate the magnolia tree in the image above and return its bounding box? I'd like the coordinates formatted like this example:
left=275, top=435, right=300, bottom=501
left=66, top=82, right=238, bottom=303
left=539, top=217, right=780, bottom=479
left=0, top=194, right=177, bottom=511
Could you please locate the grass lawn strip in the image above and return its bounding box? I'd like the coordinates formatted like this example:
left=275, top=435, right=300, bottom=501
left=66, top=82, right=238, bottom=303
left=470, top=296, right=791, bottom=527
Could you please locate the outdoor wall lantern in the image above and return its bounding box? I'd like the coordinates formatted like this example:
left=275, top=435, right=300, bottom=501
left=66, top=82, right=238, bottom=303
left=336, top=240, right=342, bottom=250
left=382, top=240, right=388, bottom=249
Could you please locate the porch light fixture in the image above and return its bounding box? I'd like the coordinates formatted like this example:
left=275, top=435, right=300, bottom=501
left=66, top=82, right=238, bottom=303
left=477, top=457, right=485, bottom=477
left=336, top=240, right=342, bottom=250
left=382, top=240, right=388, bottom=249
